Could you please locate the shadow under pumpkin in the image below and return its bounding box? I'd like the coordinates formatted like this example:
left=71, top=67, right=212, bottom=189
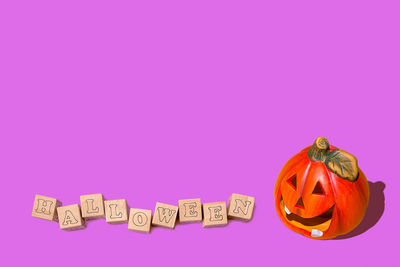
left=334, top=181, right=385, bottom=240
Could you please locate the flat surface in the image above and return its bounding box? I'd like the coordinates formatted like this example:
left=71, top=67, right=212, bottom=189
left=0, top=1, right=398, bottom=266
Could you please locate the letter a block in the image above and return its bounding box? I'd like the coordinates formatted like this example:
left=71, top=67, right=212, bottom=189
left=152, top=202, right=178, bottom=229
left=178, top=198, right=202, bottom=222
left=80, top=193, right=105, bottom=219
left=128, top=208, right=152, bottom=233
left=32, top=194, right=62, bottom=221
left=57, top=204, right=85, bottom=230
left=228, top=193, right=255, bottom=221
left=202, top=201, right=228, bottom=227
left=104, top=199, right=128, bottom=224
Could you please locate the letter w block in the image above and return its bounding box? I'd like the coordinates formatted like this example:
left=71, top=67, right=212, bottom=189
left=152, top=202, right=178, bottom=229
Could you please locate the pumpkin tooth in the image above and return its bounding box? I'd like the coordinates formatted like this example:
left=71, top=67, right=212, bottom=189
left=284, top=205, right=291, bottom=215
left=311, top=229, right=323, bottom=237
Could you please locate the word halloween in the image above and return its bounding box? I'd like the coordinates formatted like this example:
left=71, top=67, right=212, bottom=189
left=32, top=193, right=255, bottom=232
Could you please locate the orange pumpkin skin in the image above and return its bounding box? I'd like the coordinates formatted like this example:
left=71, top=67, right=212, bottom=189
left=274, top=140, right=369, bottom=239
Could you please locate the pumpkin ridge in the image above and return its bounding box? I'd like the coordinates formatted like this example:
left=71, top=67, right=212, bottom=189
left=300, top=161, right=312, bottom=197
left=353, top=171, right=369, bottom=206
left=323, top=164, right=341, bottom=235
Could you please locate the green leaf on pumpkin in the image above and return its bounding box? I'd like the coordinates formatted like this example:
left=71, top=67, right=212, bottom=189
left=324, top=149, right=359, bottom=182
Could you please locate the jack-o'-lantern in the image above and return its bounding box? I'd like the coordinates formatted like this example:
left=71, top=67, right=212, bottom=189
left=274, top=137, right=369, bottom=239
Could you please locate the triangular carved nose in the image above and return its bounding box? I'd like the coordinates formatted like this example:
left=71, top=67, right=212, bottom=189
left=295, top=197, right=305, bottom=209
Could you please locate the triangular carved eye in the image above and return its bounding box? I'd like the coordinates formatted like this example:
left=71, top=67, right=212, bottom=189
left=312, top=181, right=325, bottom=195
left=287, top=174, right=297, bottom=190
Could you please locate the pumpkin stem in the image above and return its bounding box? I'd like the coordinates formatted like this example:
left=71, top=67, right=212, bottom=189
left=308, top=137, right=330, bottom=162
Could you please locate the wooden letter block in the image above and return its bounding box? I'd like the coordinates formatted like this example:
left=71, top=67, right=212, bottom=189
left=178, top=198, right=202, bottom=222
left=202, top=201, right=228, bottom=227
left=152, top=202, right=178, bottom=229
left=228, top=193, right=255, bottom=221
left=32, top=194, right=62, bottom=221
left=57, top=204, right=85, bottom=230
left=80, top=193, right=105, bottom=219
left=104, top=199, right=128, bottom=224
left=128, top=208, right=152, bottom=233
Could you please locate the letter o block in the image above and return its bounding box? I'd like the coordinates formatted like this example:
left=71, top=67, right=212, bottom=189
left=202, top=201, right=228, bottom=227
left=128, top=208, right=152, bottom=233
left=32, top=194, right=62, bottom=221
left=57, top=204, right=85, bottom=230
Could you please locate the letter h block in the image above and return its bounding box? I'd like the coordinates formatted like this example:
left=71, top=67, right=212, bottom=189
left=32, top=194, right=62, bottom=221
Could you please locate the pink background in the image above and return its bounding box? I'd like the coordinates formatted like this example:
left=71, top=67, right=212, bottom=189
left=0, top=1, right=398, bottom=266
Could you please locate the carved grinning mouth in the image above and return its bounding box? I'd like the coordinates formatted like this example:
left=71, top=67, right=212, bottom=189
left=280, top=196, right=334, bottom=237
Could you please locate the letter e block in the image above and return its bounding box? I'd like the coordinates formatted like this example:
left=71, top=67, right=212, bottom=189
left=57, top=204, right=85, bottom=230
left=228, top=193, right=255, bottom=221
left=104, top=199, right=128, bottom=224
left=128, top=208, right=152, bottom=233
left=80, top=193, right=105, bottom=219
left=202, top=201, right=228, bottom=227
left=152, top=202, right=178, bottom=229
left=178, top=198, right=202, bottom=222
left=32, top=194, right=62, bottom=221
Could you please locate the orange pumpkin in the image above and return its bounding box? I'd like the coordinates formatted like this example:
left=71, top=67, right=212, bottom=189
left=274, top=137, right=369, bottom=239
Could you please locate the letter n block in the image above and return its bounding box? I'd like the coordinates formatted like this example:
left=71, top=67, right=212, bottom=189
left=128, top=208, right=152, bottom=233
left=202, top=201, right=228, bottom=227
left=152, top=202, right=178, bottom=229
left=228, top=193, right=255, bottom=221
left=178, top=198, right=202, bottom=222
left=57, top=204, right=85, bottom=230
left=32, top=194, right=62, bottom=221
left=104, top=199, right=128, bottom=224
left=80, top=193, right=105, bottom=219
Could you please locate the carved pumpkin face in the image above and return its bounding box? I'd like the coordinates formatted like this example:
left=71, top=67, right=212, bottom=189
left=274, top=137, right=369, bottom=239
